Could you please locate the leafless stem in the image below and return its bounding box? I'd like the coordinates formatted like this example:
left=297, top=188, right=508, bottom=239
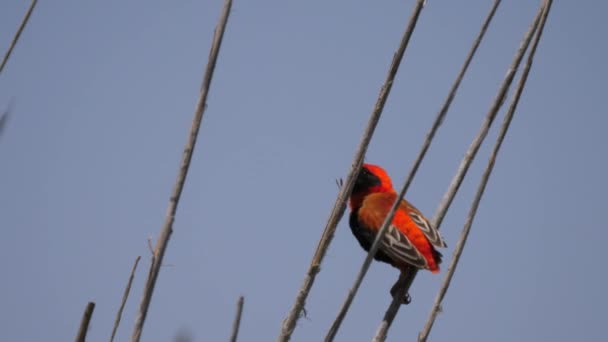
left=109, top=256, right=141, bottom=342
left=418, top=2, right=552, bottom=341
left=278, top=1, right=426, bottom=340
left=0, top=0, right=38, bottom=75
left=75, top=302, right=96, bottom=342
left=130, top=0, right=233, bottom=341
left=325, top=1, right=502, bottom=340
left=373, top=2, right=547, bottom=341
left=147, top=237, right=154, bottom=255
left=0, top=99, right=15, bottom=138
left=401, top=0, right=503, bottom=195
left=229, top=296, right=245, bottom=342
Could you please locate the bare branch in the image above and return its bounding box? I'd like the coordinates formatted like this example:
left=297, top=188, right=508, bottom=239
left=147, top=237, right=154, bottom=255
left=325, top=0, right=432, bottom=341
left=278, top=1, right=427, bottom=340
left=75, top=302, right=96, bottom=342
left=130, top=0, right=233, bottom=341
left=0, top=110, right=8, bottom=135
left=229, top=296, right=245, bottom=342
left=0, top=0, right=38, bottom=75
left=110, top=256, right=141, bottom=342
left=325, top=1, right=503, bottom=340
left=0, top=100, right=14, bottom=138
left=372, top=2, right=547, bottom=340
left=418, top=1, right=553, bottom=340
left=401, top=0, right=504, bottom=196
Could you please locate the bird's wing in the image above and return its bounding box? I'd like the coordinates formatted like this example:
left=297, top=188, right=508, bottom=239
left=358, top=193, right=432, bottom=269
left=400, top=200, right=447, bottom=248
left=381, top=222, right=429, bottom=269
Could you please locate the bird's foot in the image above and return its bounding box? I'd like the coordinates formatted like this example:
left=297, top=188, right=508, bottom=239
left=390, top=284, right=411, bottom=305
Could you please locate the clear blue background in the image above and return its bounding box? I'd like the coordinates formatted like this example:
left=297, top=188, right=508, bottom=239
left=1, top=1, right=606, bottom=341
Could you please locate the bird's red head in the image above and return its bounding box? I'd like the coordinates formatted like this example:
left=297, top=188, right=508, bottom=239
left=349, top=164, right=394, bottom=209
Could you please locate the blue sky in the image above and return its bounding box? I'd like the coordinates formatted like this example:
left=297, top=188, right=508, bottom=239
left=1, top=1, right=606, bottom=341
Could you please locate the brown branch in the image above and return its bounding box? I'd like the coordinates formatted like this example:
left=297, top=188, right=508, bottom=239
left=418, top=1, right=553, bottom=341
left=373, top=2, right=548, bottom=341
left=75, top=302, right=96, bottom=342
left=278, top=1, right=427, bottom=340
left=0, top=0, right=38, bottom=75
left=229, top=296, right=245, bottom=342
left=325, top=0, right=503, bottom=340
left=130, top=0, right=233, bottom=341
left=400, top=0, right=503, bottom=196
left=110, top=256, right=141, bottom=342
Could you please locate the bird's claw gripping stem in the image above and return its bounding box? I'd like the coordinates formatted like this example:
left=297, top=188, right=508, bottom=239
left=390, top=284, right=411, bottom=305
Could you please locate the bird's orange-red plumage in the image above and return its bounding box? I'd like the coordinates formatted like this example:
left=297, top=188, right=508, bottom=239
left=349, top=164, right=446, bottom=273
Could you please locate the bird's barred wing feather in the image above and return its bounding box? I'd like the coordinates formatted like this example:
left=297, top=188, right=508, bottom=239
left=355, top=193, right=445, bottom=270
left=401, top=200, right=447, bottom=248
left=381, top=224, right=428, bottom=269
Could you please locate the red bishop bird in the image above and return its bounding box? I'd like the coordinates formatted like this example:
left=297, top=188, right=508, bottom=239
left=349, top=163, right=447, bottom=303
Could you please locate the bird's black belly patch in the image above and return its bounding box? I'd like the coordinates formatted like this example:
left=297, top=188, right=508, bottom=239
left=349, top=210, right=396, bottom=267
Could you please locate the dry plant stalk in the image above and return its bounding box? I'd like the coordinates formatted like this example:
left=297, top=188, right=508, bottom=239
left=0, top=0, right=38, bottom=74
left=324, top=1, right=503, bottom=340
left=0, top=101, right=13, bottom=137
left=229, top=296, right=245, bottom=342
left=400, top=0, right=503, bottom=197
left=373, top=2, right=548, bottom=341
left=278, top=1, right=427, bottom=340
left=75, top=302, right=96, bottom=342
left=130, top=0, right=233, bottom=341
left=110, top=256, right=141, bottom=342
left=418, top=1, right=553, bottom=340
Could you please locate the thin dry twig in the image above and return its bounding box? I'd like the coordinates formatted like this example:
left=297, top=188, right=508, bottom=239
left=325, top=1, right=503, bottom=340
left=229, top=296, right=245, bottom=342
left=0, top=0, right=38, bottom=75
left=110, top=256, right=141, bottom=342
left=372, top=3, right=547, bottom=341
left=400, top=0, right=503, bottom=196
left=147, top=237, right=154, bottom=255
left=75, top=302, right=96, bottom=342
left=418, top=2, right=552, bottom=341
left=278, top=1, right=426, bottom=340
left=0, top=111, right=7, bottom=133
left=130, top=0, right=233, bottom=341
left=0, top=100, right=14, bottom=138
